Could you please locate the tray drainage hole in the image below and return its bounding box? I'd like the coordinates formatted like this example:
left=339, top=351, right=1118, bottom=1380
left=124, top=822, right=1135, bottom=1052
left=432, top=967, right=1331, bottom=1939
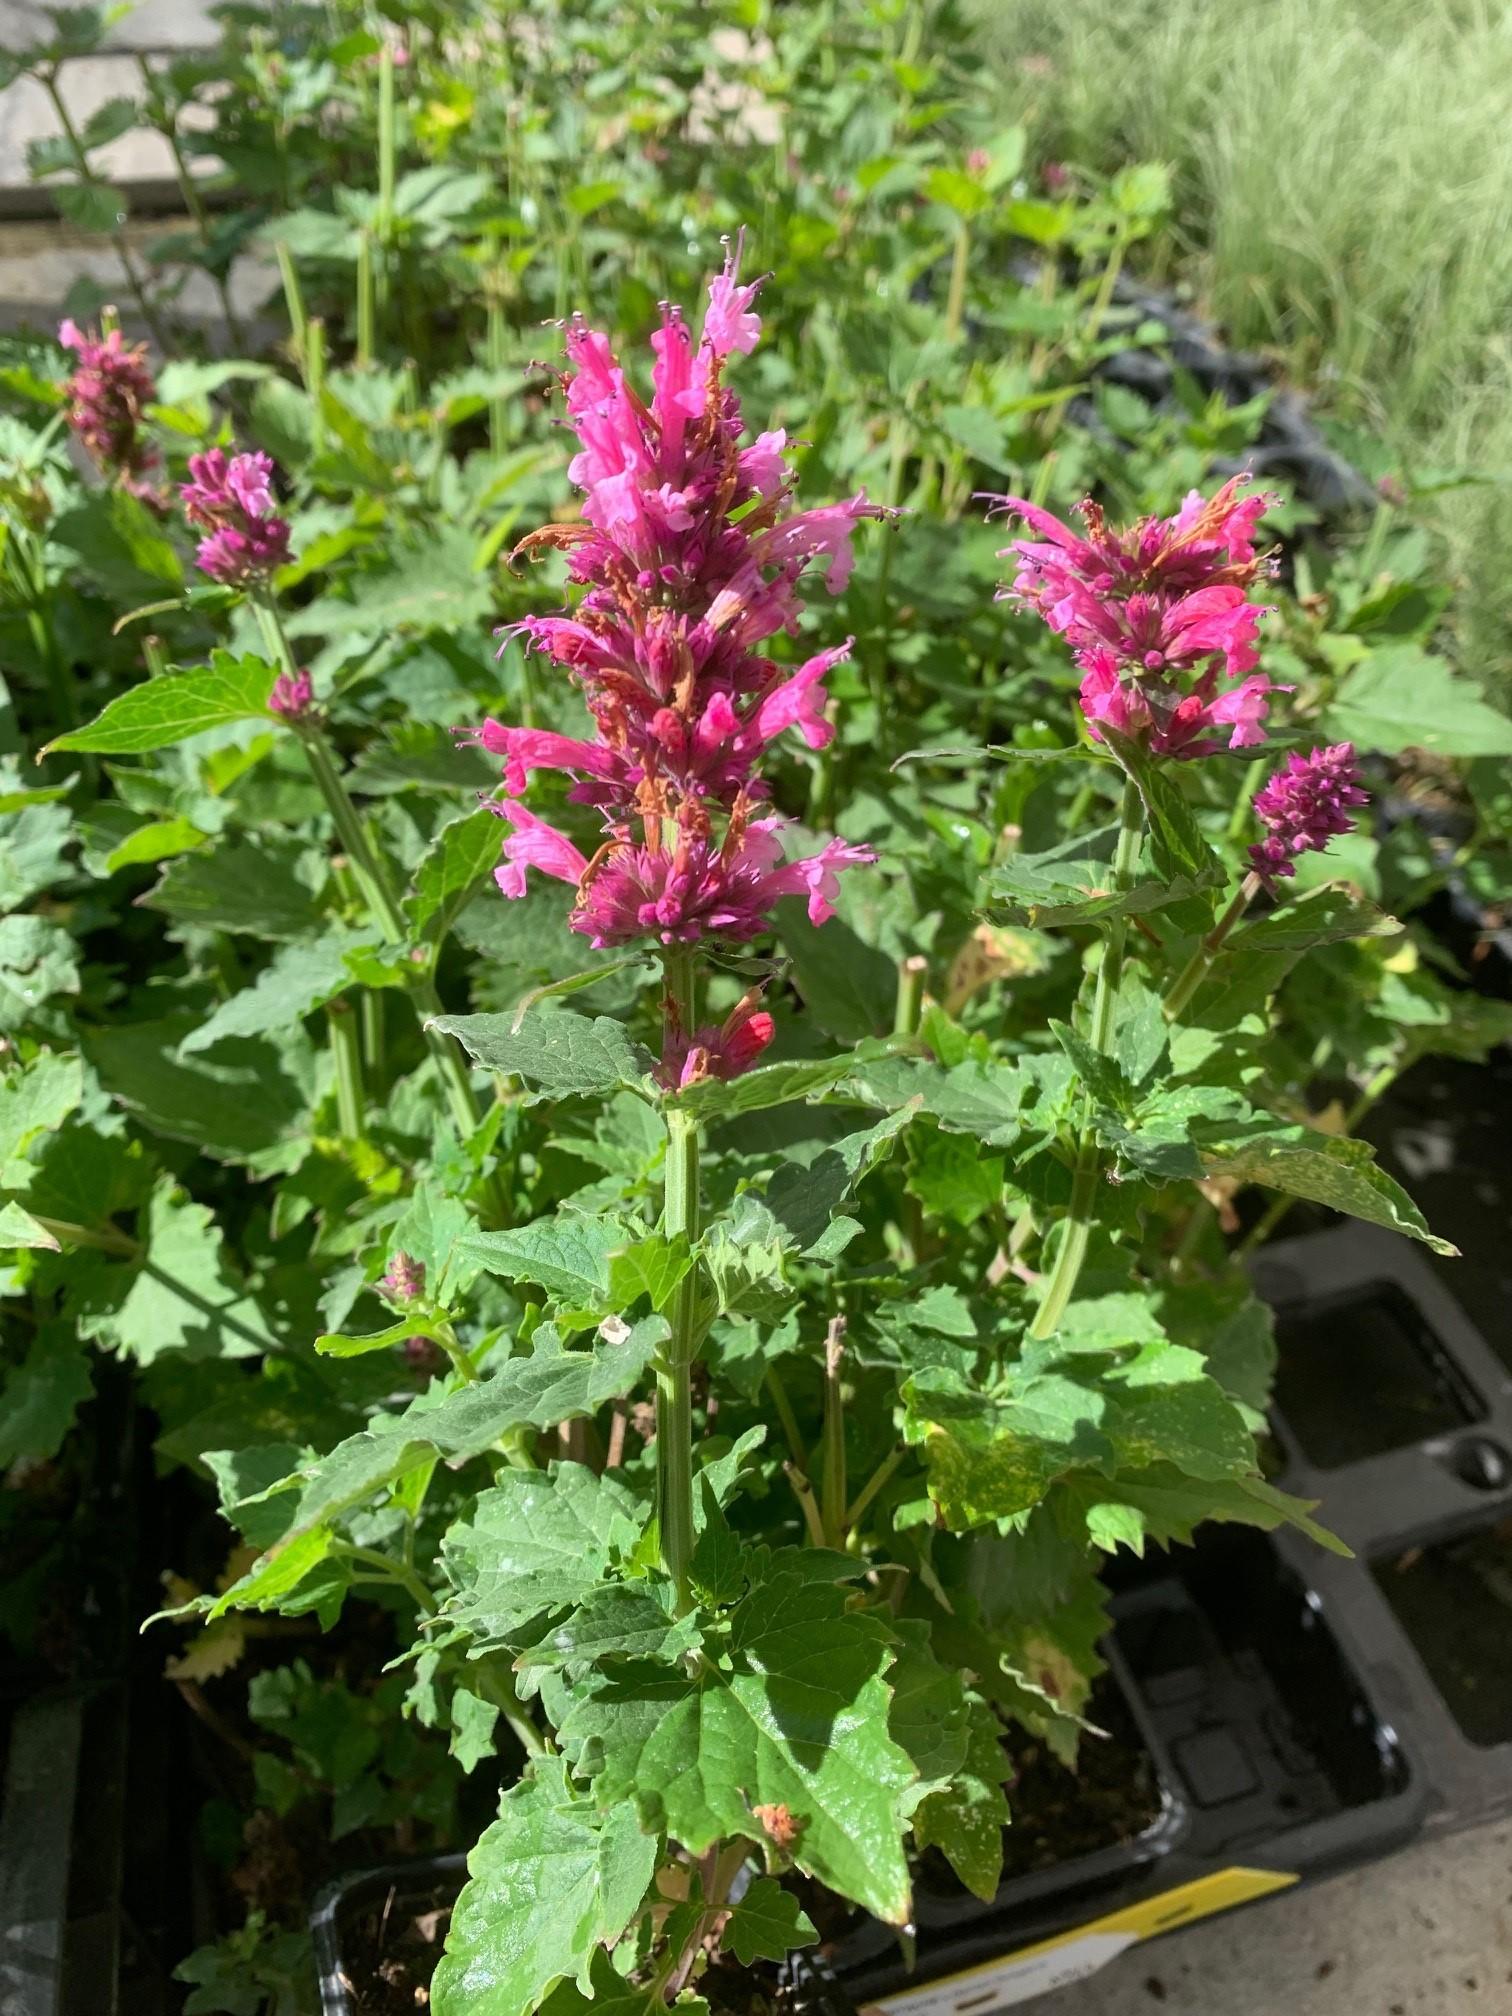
left=1445, top=1436, right=1512, bottom=1491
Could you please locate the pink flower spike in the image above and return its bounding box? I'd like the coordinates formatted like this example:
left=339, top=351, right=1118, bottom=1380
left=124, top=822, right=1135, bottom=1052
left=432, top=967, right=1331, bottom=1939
left=1248, top=743, right=1367, bottom=887
left=57, top=316, right=161, bottom=500
left=380, top=1251, right=426, bottom=1303
left=180, top=446, right=293, bottom=587
left=491, top=800, right=589, bottom=899
left=269, top=668, right=315, bottom=720
left=658, top=988, right=777, bottom=1090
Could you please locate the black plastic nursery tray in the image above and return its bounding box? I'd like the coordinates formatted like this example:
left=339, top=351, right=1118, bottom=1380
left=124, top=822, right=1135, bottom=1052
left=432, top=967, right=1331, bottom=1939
left=1255, top=1222, right=1512, bottom=1840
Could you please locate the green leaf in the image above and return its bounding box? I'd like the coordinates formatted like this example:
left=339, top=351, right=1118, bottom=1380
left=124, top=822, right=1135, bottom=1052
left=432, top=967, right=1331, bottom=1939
left=556, top=1561, right=917, bottom=1924
left=1227, top=887, right=1401, bottom=951
left=911, top=1695, right=1010, bottom=1902
left=904, top=1128, right=1005, bottom=1228
left=448, top=1689, right=500, bottom=1774
left=313, top=1318, right=417, bottom=1359
left=760, top=1107, right=915, bottom=1252
left=846, top=1052, right=1033, bottom=1148
left=776, top=899, right=898, bottom=1042
left=1324, top=646, right=1512, bottom=758
left=0, top=1200, right=62, bottom=1251
left=51, top=488, right=184, bottom=599
left=668, top=1040, right=903, bottom=1121
left=44, top=652, right=278, bottom=756
left=608, top=1232, right=693, bottom=1313
left=444, top=1323, right=663, bottom=1431
left=1099, top=729, right=1218, bottom=887
left=0, top=916, right=80, bottom=1021
left=983, top=822, right=1221, bottom=927
left=408, top=807, right=503, bottom=940
left=537, top=1951, right=704, bottom=2016
left=1199, top=1125, right=1456, bottom=1255
left=722, top=1879, right=819, bottom=1967
left=0, top=1336, right=93, bottom=1465
left=0, top=1051, right=83, bottom=1166
left=141, top=838, right=327, bottom=941
left=440, top=1462, right=649, bottom=1655
left=73, top=1177, right=278, bottom=1366
left=902, top=1338, right=1257, bottom=1531
left=430, top=1757, right=657, bottom=2016
left=179, top=930, right=375, bottom=1054
left=463, top=1213, right=634, bottom=1316
left=84, top=1019, right=314, bottom=1163
left=432, top=1010, right=656, bottom=1104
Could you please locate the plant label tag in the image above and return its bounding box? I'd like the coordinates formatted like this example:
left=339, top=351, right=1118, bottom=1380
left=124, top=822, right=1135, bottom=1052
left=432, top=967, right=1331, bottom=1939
left=865, top=1867, right=1299, bottom=2016
left=869, top=1930, right=1137, bottom=2016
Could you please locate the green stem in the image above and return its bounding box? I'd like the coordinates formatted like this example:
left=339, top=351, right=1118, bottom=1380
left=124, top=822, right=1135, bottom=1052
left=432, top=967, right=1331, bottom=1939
left=486, top=280, right=509, bottom=460
left=356, top=232, right=375, bottom=367
left=251, top=593, right=483, bottom=1142
left=1163, top=873, right=1261, bottom=1023
left=944, top=219, right=970, bottom=343
left=28, top=1214, right=139, bottom=1258
left=328, top=998, right=366, bottom=1139
left=894, top=955, right=928, bottom=1037
left=657, top=953, right=702, bottom=1616
left=276, top=242, right=308, bottom=362
left=375, top=46, right=396, bottom=320
left=342, top=1546, right=437, bottom=1614
left=432, top=1317, right=481, bottom=1384
left=476, top=1663, right=546, bottom=1760
left=362, top=987, right=385, bottom=1088
left=845, top=1444, right=904, bottom=1534
left=307, top=318, right=327, bottom=456
left=765, top=1366, right=807, bottom=1469
left=1029, top=777, right=1142, bottom=1339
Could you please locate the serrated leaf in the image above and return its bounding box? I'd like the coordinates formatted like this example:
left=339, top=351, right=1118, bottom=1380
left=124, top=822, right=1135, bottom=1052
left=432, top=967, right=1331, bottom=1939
left=1100, top=727, right=1218, bottom=887
left=73, top=1177, right=279, bottom=1366
left=911, top=1695, right=1010, bottom=1902
left=555, top=1561, right=917, bottom=1924
left=179, top=929, right=376, bottom=1054
left=84, top=1018, right=314, bottom=1162
left=721, top=1879, right=818, bottom=1967
left=1227, top=887, right=1400, bottom=951
left=313, top=1318, right=417, bottom=1359
left=537, top=1949, right=704, bottom=2016
left=608, top=1232, right=693, bottom=1313
left=407, top=807, right=504, bottom=939
left=759, top=1106, right=914, bottom=1252
left=0, top=1336, right=93, bottom=1464
left=141, top=838, right=328, bottom=941
left=1201, top=1125, right=1455, bottom=1254
left=0, top=1200, right=62, bottom=1250
left=983, top=822, right=1221, bottom=927
left=433, top=1010, right=656, bottom=1104
left=464, top=1213, right=634, bottom=1316
left=430, top=1757, right=657, bottom=2016
left=440, top=1462, right=650, bottom=1655
left=846, top=1052, right=1032, bottom=1148
left=668, top=1040, right=903, bottom=1121
left=448, top=1689, right=500, bottom=1773
left=0, top=1051, right=83, bottom=1166
left=44, top=652, right=278, bottom=756
left=1324, top=646, right=1512, bottom=758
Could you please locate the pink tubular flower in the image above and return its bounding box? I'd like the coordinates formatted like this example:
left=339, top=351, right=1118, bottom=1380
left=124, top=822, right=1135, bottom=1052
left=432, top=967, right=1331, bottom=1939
left=58, top=318, right=163, bottom=507
left=658, top=988, right=777, bottom=1091
left=1248, top=744, right=1368, bottom=887
left=470, top=241, right=883, bottom=1095
left=993, top=478, right=1283, bottom=758
left=180, top=447, right=292, bottom=587
left=565, top=798, right=874, bottom=950
left=268, top=668, right=315, bottom=721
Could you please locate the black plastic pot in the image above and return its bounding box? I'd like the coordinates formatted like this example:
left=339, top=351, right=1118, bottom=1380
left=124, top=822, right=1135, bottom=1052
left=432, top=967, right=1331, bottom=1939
left=311, top=1858, right=858, bottom=2016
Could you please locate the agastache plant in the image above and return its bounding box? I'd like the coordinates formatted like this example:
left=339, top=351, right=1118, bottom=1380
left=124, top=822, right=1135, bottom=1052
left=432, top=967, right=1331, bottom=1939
left=995, top=482, right=1366, bottom=1334
left=58, top=316, right=165, bottom=510
left=471, top=243, right=884, bottom=1604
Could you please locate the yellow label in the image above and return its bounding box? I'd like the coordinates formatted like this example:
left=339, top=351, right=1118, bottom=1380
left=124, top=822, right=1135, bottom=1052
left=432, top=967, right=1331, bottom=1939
left=868, top=1867, right=1298, bottom=2016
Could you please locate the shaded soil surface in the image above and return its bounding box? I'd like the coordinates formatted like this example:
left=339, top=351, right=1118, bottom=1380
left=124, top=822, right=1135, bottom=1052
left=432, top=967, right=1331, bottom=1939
left=997, top=1675, right=1164, bottom=1880
left=333, top=1878, right=454, bottom=2013
left=1372, top=1518, right=1512, bottom=1749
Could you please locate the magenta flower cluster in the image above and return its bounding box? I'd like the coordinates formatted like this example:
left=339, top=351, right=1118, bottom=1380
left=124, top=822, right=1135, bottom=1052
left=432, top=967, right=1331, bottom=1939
left=1248, top=743, right=1367, bottom=887
left=58, top=319, right=162, bottom=508
left=379, top=1251, right=426, bottom=1303
left=268, top=668, right=316, bottom=721
left=474, top=246, right=884, bottom=1082
left=995, top=478, right=1282, bottom=758
left=180, top=448, right=292, bottom=587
